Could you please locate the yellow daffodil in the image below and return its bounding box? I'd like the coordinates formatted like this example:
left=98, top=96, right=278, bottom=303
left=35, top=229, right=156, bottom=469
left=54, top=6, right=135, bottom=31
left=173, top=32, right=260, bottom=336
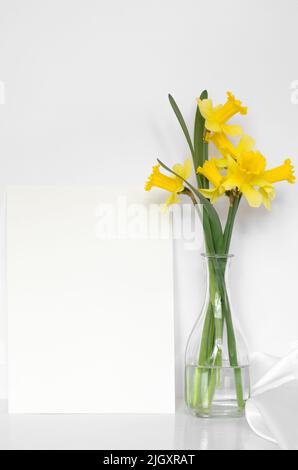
left=264, top=159, right=296, bottom=185
left=223, top=153, right=295, bottom=209
left=194, top=149, right=295, bottom=210
left=197, top=92, right=247, bottom=138
left=145, top=159, right=191, bottom=208
left=223, top=152, right=272, bottom=208
left=211, top=133, right=255, bottom=162
left=196, top=159, right=226, bottom=203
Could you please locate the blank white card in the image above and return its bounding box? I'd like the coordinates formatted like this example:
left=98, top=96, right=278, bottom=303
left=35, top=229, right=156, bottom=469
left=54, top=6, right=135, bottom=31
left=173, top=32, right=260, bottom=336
left=7, top=187, right=175, bottom=413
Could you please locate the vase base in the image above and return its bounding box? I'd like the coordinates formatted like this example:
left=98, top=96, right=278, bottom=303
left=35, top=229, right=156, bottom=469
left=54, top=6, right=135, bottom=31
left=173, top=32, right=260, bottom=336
left=185, top=364, right=250, bottom=419
left=187, top=400, right=246, bottom=419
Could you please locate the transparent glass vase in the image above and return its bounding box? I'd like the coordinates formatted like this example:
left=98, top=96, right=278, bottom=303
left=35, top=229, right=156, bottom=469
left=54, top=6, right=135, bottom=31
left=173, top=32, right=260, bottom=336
left=185, top=254, right=250, bottom=418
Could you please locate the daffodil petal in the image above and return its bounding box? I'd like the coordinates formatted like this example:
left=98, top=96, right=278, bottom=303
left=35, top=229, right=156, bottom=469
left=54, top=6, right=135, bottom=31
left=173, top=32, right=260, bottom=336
left=199, top=188, right=222, bottom=204
left=164, top=192, right=180, bottom=208
left=172, top=163, right=184, bottom=176
left=222, top=124, right=243, bottom=136
left=242, top=184, right=263, bottom=208
left=205, top=120, right=222, bottom=133
left=183, top=158, right=192, bottom=179
left=226, top=155, right=238, bottom=170
left=173, top=159, right=192, bottom=180
left=197, top=99, right=214, bottom=120
left=214, top=157, right=228, bottom=169
left=197, top=160, right=223, bottom=187
left=259, top=186, right=276, bottom=211
left=211, top=133, right=238, bottom=160
left=236, top=134, right=255, bottom=155
left=222, top=176, right=241, bottom=191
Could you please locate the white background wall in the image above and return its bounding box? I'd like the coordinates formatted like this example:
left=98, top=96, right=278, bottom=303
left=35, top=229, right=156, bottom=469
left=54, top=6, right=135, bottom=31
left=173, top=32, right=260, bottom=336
left=0, top=0, right=298, bottom=400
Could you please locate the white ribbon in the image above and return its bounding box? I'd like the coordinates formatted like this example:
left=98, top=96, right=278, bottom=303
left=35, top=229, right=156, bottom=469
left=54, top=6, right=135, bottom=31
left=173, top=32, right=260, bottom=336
left=246, top=350, right=298, bottom=450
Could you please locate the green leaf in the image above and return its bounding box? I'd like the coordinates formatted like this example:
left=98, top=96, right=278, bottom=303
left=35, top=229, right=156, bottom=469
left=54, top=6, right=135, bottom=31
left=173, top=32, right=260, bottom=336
left=168, top=94, right=194, bottom=158
left=194, top=90, right=209, bottom=189
left=157, top=158, right=224, bottom=253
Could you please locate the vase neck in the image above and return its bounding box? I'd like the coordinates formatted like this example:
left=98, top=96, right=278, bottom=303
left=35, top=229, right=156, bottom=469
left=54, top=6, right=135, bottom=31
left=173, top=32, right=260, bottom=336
left=202, top=254, right=233, bottom=279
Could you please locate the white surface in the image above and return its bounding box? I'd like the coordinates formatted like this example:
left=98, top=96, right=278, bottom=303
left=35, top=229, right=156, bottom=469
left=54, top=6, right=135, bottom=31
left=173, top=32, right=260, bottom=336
left=0, top=190, right=6, bottom=399
left=0, top=400, right=279, bottom=450
left=0, top=0, right=298, bottom=402
left=246, top=350, right=298, bottom=450
left=6, top=187, right=175, bottom=413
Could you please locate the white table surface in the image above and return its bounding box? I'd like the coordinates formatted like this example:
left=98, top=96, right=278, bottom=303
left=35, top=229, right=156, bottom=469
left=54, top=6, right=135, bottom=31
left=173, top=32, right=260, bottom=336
left=0, top=400, right=278, bottom=450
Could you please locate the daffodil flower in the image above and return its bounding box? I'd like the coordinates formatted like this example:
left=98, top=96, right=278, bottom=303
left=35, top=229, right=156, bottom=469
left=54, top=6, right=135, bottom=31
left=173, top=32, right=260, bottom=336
left=197, top=92, right=247, bottom=138
left=223, top=153, right=295, bottom=209
left=145, top=159, right=192, bottom=208
left=223, top=152, right=272, bottom=208
left=196, top=159, right=226, bottom=204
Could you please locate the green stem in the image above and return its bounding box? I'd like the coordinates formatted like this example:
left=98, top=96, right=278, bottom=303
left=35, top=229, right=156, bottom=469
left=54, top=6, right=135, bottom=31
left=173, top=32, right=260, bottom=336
left=223, top=198, right=245, bottom=408
left=191, top=303, right=214, bottom=408
left=224, top=196, right=241, bottom=253
left=221, top=284, right=245, bottom=409
left=191, top=259, right=223, bottom=411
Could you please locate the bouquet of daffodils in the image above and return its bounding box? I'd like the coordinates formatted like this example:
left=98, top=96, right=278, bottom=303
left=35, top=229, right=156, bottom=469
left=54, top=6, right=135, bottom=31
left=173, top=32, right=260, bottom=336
left=145, top=91, right=295, bottom=416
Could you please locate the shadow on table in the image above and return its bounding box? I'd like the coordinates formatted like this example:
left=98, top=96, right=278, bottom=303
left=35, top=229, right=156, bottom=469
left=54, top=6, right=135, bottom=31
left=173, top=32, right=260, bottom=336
left=174, top=402, right=279, bottom=450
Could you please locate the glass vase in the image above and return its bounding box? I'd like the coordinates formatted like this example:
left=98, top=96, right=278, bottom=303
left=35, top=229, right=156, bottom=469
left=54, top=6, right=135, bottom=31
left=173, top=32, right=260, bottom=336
left=185, top=254, right=250, bottom=418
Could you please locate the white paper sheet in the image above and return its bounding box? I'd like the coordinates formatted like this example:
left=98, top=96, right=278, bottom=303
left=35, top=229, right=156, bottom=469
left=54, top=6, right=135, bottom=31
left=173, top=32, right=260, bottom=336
left=246, top=350, right=298, bottom=450
left=7, top=187, right=175, bottom=413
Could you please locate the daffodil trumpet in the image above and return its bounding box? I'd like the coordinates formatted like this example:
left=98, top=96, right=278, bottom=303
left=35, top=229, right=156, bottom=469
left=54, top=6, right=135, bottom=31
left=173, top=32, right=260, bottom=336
left=145, top=90, right=295, bottom=418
